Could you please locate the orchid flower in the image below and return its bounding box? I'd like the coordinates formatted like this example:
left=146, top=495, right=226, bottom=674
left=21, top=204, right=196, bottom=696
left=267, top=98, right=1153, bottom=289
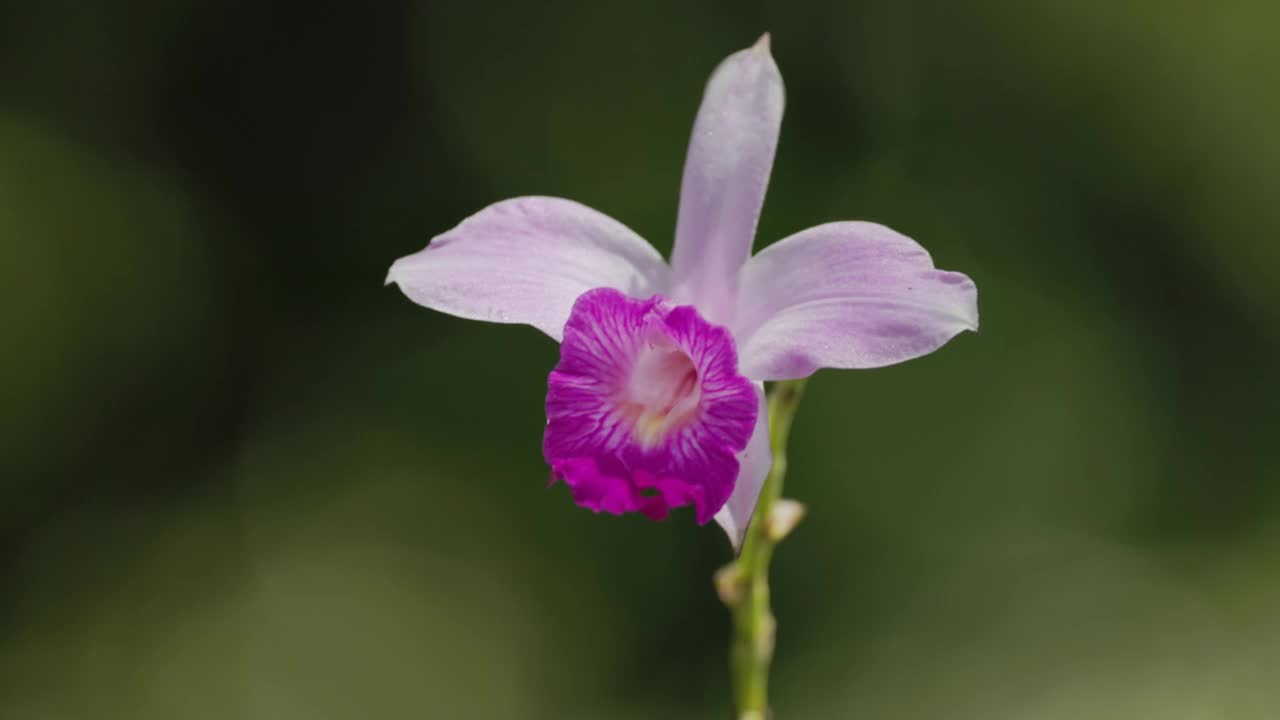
left=387, top=35, right=978, bottom=549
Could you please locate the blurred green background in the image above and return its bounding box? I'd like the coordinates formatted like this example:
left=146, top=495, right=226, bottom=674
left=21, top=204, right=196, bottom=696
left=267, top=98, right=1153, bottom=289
left=2, top=1, right=1278, bottom=718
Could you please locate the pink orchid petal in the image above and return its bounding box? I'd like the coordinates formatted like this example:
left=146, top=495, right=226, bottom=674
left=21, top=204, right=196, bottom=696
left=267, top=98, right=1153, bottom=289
left=670, top=34, right=784, bottom=326
left=734, top=222, right=979, bottom=380
left=713, top=382, right=771, bottom=551
left=387, top=197, right=669, bottom=341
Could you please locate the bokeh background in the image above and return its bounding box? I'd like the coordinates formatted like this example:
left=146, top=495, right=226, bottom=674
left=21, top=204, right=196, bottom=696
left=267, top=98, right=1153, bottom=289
left=3, top=1, right=1278, bottom=718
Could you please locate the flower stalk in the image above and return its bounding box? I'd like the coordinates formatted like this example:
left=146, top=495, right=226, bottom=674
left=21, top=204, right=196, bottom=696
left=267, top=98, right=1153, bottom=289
left=722, top=378, right=807, bottom=718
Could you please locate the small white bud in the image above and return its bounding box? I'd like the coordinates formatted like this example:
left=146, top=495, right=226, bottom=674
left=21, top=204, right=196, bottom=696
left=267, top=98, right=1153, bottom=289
left=764, top=498, right=806, bottom=542
left=714, top=563, right=744, bottom=606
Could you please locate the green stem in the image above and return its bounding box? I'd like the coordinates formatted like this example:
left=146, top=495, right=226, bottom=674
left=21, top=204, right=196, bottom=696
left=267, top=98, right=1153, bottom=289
left=725, top=379, right=807, bottom=719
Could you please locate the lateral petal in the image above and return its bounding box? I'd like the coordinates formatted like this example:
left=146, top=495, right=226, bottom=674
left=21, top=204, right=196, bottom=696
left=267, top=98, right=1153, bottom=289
left=735, top=222, right=978, bottom=380
left=388, top=197, right=669, bottom=341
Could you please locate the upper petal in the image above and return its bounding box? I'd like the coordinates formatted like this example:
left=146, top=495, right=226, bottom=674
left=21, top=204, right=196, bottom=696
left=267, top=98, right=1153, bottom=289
left=387, top=197, right=669, bottom=341
left=669, top=34, right=784, bottom=326
left=733, top=222, right=979, bottom=380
